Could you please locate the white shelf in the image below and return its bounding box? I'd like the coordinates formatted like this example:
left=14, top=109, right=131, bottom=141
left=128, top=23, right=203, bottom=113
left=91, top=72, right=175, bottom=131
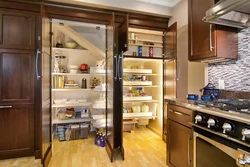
left=52, top=47, right=89, bottom=53
left=129, top=29, right=163, bottom=36
left=52, top=117, right=90, bottom=124
left=123, top=81, right=152, bottom=86
left=123, top=100, right=158, bottom=103
left=129, top=39, right=163, bottom=44
left=52, top=89, right=91, bottom=91
left=123, top=96, right=152, bottom=101
left=123, top=85, right=161, bottom=88
left=129, top=44, right=163, bottom=48
left=123, top=68, right=152, bottom=74
left=52, top=73, right=91, bottom=76
left=52, top=103, right=92, bottom=108
left=123, top=112, right=153, bottom=119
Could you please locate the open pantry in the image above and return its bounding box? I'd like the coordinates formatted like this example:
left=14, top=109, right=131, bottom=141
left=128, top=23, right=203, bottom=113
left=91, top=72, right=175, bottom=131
left=50, top=19, right=107, bottom=141
left=122, top=28, right=164, bottom=134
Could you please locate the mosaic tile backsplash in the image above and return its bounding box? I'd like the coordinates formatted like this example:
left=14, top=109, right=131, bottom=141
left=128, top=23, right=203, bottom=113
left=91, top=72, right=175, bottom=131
left=208, top=28, right=250, bottom=92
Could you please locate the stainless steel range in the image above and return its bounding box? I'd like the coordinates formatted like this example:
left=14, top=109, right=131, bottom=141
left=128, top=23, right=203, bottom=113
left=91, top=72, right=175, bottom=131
left=191, top=99, right=250, bottom=167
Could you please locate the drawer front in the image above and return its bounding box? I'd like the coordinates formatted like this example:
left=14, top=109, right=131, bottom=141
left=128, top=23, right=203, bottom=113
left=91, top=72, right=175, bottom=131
left=167, top=104, right=192, bottom=127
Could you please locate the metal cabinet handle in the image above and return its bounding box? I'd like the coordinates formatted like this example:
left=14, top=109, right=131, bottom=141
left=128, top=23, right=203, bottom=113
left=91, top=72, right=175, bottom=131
left=36, top=49, right=42, bottom=80
left=188, top=135, right=191, bottom=166
left=118, top=51, right=123, bottom=81
left=209, top=24, right=215, bottom=51
left=114, top=55, right=118, bottom=81
left=0, top=106, right=12, bottom=109
left=169, top=109, right=183, bottom=116
left=177, top=60, right=180, bottom=81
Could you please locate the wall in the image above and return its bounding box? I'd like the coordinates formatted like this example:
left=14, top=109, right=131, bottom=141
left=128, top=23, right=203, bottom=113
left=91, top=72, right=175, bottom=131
left=48, top=0, right=173, bottom=17
left=208, top=28, right=250, bottom=92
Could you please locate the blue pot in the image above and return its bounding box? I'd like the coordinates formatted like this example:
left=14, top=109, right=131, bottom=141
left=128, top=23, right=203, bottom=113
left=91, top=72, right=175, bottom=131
left=187, top=94, right=199, bottom=100
left=201, top=95, right=212, bottom=101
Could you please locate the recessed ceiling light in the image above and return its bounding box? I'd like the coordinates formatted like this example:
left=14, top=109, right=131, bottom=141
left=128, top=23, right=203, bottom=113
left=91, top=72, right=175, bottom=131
left=136, top=0, right=182, bottom=7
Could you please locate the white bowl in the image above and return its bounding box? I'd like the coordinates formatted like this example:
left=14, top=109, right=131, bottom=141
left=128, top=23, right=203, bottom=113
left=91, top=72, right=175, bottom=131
left=69, top=65, right=79, bottom=70
left=54, top=98, right=67, bottom=104
left=70, top=69, right=78, bottom=74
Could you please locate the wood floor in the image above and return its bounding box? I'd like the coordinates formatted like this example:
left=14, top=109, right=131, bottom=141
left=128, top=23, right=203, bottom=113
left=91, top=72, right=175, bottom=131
left=0, top=127, right=167, bottom=167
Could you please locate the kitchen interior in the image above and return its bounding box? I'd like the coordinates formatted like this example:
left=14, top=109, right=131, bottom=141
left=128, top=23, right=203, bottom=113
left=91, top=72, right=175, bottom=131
left=1, top=0, right=250, bottom=167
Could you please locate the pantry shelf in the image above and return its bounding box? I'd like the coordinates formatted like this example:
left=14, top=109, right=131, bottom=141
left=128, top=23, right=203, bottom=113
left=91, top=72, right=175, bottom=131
left=123, top=100, right=158, bottom=103
left=52, top=89, right=91, bottom=91
left=123, top=85, right=161, bottom=88
left=123, top=68, right=152, bottom=74
left=52, top=73, right=91, bottom=76
left=128, top=38, right=163, bottom=44
left=123, top=96, right=152, bottom=101
left=128, top=30, right=163, bottom=36
left=52, top=103, right=92, bottom=108
left=123, top=112, right=153, bottom=119
left=52, top=47, right=89, bottom=53
left=52, top=117, right=91, bottom=125
left=129, top=44, right=163, bottom=48
left=123, top=81, right=152, bottom=86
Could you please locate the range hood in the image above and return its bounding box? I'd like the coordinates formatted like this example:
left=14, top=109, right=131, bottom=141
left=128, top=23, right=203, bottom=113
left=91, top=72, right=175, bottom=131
left=203, top=0, right=250, bottom=29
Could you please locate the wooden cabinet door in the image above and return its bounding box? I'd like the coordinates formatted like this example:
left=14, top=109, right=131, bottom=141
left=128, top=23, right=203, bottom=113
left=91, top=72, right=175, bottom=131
left=167, top=119, right=192, bottom=167
left=188, top=0, right=216, bottom=60
left=0, top=49, right=34, bottom=104
left=0, top=9, right=35, bottom=50
left=0, top=104, right=34, bottom=159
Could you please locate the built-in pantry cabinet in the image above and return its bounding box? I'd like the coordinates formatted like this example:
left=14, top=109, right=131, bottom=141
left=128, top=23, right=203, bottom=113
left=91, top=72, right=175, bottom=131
left=0, top=0, right=176, bottom=165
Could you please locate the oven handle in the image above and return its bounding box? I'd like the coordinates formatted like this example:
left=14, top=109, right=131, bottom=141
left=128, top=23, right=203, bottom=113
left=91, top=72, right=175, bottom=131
left=193, top=131, right=238, bottom=160
left=190, top=122, right=250, bottom=148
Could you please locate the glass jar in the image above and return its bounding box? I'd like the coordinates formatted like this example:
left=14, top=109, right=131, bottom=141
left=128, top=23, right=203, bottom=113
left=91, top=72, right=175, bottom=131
left=54, top=52, right=60, bottom=73
left=59, top=56, right=67, bottom=73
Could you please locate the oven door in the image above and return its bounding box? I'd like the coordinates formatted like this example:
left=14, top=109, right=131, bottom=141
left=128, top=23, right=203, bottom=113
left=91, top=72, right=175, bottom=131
left=193, top=127, right=250, bottom=167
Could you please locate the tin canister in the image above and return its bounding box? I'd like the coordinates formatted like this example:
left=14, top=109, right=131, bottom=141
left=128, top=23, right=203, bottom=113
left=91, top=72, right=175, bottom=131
left=138, top=46, right=142, bottom=56
left=149, top=47, right=153, bottom=57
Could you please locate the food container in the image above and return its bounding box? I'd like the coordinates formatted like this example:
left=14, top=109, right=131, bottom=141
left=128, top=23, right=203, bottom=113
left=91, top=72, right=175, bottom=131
left=80, top=124, right=89, bottom=139
left=201, top=95, right=212, bottom=101
left=54, top=98, right=67, bottom=104
left=141, top=104, right=149, bottom=112
left=67, top=80, right=75, bottom=84
left=65, top=42, right=77, bottom=49
left=69, top=65, right=78, bottom=70
left=77, top=99, right=87, bottom=103
left=132, top=106, right=141, bottom=113
left=70, top=69, right=78, bottom=74
left=187, top=94, right=199, bottom=100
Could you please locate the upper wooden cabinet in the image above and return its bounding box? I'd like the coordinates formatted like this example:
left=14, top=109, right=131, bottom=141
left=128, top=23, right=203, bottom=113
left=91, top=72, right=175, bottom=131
left=0, top=9, right=36, bottom=50
left=188, top=0, right=238, bottom=62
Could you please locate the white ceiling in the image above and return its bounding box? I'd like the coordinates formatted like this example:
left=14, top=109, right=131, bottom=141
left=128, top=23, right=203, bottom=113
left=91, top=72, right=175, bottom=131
left=136, top=0, right=182, bottom=7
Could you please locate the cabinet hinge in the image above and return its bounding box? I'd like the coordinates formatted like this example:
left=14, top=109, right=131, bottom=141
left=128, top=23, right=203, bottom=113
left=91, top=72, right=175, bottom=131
left=38, top=36, right=41, bottom=41
left=114, top=43, right=116, bottom=48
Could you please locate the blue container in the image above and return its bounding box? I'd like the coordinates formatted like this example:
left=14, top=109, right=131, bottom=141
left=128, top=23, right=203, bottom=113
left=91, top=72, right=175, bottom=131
left=201, top=95, right=212, bottom=101
left=187, top=94, right=199, bottom=100
left=138, top=46, right=142, bottom=56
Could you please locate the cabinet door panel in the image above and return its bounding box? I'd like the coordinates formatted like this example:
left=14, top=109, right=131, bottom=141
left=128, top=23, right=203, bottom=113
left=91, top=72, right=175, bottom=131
left=0, top=9, right=35, bottom=50
left=0, top=104, right=34, bottom=159
left=167, top=119, right=192, bottom=167
left=0, top=49, right=34, bottom=104
left=188, top=0, right=216, bottom=60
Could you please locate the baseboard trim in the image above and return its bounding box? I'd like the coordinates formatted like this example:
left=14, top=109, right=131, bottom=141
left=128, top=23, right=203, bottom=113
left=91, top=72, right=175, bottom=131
left=147, top=126, right=162, bottom=138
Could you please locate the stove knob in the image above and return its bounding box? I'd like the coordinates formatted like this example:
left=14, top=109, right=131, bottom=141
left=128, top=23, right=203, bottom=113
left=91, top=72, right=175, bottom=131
left=195, top=115, right=202, bottom=124
left=242, top=129, right=250, bottom=141
left=222, top=123, right=232, bottom=134
left=207, top=118, right=216, bottom=128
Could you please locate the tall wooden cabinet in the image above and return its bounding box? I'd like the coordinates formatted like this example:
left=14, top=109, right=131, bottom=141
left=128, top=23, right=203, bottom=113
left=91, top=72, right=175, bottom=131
left=0, top=8, right=38, bottom=159
left=188, top=0, right=238, bottom=62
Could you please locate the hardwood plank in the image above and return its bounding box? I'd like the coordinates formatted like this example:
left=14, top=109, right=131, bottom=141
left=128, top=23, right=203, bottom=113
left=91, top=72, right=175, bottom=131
left=0, top=128, right=168, bottom=167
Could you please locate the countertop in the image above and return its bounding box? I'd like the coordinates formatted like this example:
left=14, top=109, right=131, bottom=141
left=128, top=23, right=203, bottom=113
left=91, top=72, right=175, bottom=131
left=165, top=98, right=250, bottom=124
